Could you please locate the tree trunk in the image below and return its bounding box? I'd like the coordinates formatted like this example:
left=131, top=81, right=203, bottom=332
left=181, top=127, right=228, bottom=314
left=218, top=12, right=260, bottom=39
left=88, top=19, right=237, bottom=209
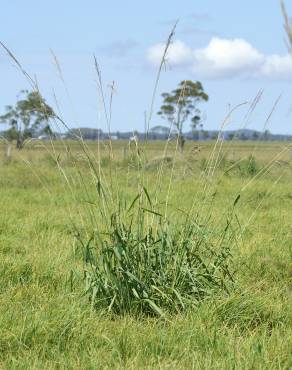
left=16, top=135, right=24, bottom=149
left=178, top=134, right=185, bottom=153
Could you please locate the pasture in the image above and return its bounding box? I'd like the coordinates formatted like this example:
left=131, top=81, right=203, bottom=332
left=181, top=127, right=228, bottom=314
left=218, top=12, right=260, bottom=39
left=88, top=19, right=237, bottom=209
left=0, top=140, right=291, bottom=369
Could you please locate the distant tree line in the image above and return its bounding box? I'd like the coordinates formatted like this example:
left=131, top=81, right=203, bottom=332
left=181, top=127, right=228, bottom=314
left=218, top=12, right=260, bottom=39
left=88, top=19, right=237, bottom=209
left=59, top=127, right=292, bottom=142
left=1, top=87, right=292, bottom=149
left=1, top=124, right=292, bottom=143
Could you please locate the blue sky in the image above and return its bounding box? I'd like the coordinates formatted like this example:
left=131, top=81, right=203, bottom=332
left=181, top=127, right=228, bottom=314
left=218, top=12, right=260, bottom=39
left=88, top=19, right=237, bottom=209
left=1, top=0, right=292, bottom=134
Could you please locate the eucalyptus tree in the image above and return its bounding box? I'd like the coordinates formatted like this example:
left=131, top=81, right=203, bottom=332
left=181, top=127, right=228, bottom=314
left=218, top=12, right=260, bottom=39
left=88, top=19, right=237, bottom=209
left=158, top=80, right=208, bottom=152
left=0, top=90, right=55, bottom=149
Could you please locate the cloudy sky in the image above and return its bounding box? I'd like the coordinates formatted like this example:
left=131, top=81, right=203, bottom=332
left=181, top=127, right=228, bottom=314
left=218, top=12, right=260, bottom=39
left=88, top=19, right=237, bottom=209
left=1, top=0, right=292, bottom=133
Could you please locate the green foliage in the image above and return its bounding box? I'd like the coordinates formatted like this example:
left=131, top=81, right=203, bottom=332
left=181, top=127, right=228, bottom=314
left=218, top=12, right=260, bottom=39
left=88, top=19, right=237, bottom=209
left=238, top=155, right=260, bottom=177
left=0, top=90, right=54, bottom=148
left=80, top=191, right=235, bottom=317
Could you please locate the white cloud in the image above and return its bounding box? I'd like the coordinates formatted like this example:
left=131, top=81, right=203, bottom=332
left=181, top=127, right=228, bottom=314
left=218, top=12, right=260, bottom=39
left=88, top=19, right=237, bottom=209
left=147, top=37, right=292, bottom=80
left=259, top=54, right=292, bottom=79
left=193, top=38, right=264, bottom=78
left=147, top=40, right=193, bottom=66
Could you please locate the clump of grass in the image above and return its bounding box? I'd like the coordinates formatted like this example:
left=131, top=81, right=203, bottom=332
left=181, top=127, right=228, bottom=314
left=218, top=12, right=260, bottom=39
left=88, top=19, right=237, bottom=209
left=78, top=187, right=236, bottom=317
left=238, top=155, right=260, bottom=177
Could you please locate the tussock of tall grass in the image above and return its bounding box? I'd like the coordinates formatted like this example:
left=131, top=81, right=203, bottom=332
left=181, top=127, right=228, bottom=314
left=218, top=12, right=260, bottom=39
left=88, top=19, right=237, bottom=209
left=77, top=187, right=236, bottom=317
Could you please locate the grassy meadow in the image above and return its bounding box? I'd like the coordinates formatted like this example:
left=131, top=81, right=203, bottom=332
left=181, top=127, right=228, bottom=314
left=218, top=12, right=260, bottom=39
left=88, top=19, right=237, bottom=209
left=0, top=139, right=291, bottom=369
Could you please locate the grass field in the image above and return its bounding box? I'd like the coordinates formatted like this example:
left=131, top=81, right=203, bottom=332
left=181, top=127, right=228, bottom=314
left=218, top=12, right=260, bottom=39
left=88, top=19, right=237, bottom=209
left=0, top=140, right=291, bottom=369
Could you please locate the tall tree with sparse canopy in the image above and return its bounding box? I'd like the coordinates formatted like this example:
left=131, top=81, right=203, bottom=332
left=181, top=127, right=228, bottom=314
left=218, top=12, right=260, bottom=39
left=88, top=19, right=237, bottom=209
left=0, top=90, right=55, bottom=149
left=158, top=80, right=208, bottom=152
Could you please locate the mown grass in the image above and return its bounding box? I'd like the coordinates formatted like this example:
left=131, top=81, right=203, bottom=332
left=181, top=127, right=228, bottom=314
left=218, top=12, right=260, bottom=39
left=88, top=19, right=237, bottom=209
left=0, top=141, right=291, bottom=369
